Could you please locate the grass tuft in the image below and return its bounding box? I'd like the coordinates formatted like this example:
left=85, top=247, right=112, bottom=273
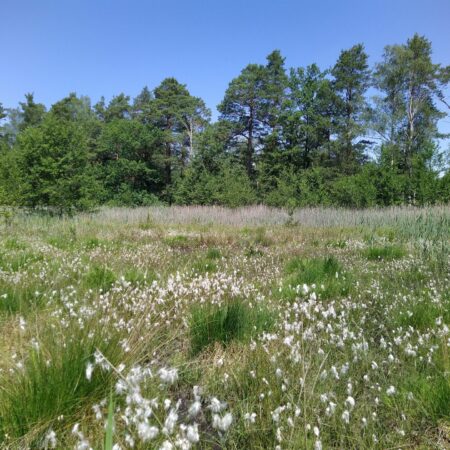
left=189, top=299, right=272, bottom=355
left=206, top=247, right=221, bottom=260
left=0, top=324, right=121, bottom=445
left=364, top=244, right=406, bottom=261
left=84, top=264, right=116, bottom=291
left=280, top=256, right=351, bottom=299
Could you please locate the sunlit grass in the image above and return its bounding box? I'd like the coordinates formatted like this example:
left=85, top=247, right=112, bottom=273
left=0, top=206, right=448, bottom=448
left=189, top=299, right=273, bottom=355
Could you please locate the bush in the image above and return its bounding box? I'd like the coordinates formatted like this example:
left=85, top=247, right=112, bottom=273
left=331, top=168, right=377, bottom=208
left=211, top=160, right=257, bottom=207
left=174, top=158, right=257, bottom=207
left=265, top=168, right=334, bottom=208
left=14, top=113, right=99, bottom=214
left=107, top=184, right=162, bottom=207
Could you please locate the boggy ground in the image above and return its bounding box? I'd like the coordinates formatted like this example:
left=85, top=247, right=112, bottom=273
left=0, top=206, right=449, bottom=449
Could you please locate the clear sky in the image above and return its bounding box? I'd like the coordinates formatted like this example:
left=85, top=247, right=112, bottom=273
left=1, top=0, right=450, bottom=126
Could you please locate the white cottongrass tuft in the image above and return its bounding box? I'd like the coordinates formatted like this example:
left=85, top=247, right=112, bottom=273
left=212, top=412, right=233, bottom=432
left=137, top=422, right=159, bottom=441
left=85, top=362, right=94, bottom=381
left=342, top=410, right=350, bottom=424
left=208, top=397, right=227, bottom=413
left=44, top=429, right=57, bottom=449
left=158, top=367, right=178, bottom=384
left=345, top=396, right=355, bottom=410
left=186, top=423, right=200, bottom=443
left=386, top=385, right=396, bottom=396
left=188, top=400, right=202, bottom=418
left=244, top=412, right=257, bottom=423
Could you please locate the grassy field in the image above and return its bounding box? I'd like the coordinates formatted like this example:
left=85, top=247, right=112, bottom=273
left=0, top=206, right=449, bottom=449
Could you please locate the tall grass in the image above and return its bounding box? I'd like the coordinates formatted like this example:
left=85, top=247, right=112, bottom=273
left=90, top=205, right=450, bottom=230
left=364, top=244, right=406, bottom=261
left=281, top=256, right=351, bottom=299
left=0, top=322, right=122, bottom=446
left=190, top=299, right=273, bottom=355
left=0, top=205, right=448, bottom=448
left=6, top=204, right=448, bottom=229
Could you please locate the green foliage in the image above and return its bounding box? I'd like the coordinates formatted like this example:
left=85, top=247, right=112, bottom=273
left=206, top=247, right=221, bottom=260
left=372, top=34, right=449, bottom=204
left=438, top=170, right=450, bottom=202
left=0, top=283, right=45, bottom=314
left=152, top=77, right=210, bottom=191
left=14, top=112, right=98, bottom=214
left=123, top=267, right=154, bottom=285
left=163, top=234, right=191, bottom=248
left=18, top=93, right=46, bottom=131
left=4, top=237, right=27, bottom=251
left=395, top=295, right=450, bottom=332
left=198, top=159, right=257, bottom=207
left=104, top=392, right=115, bottom=450
left=218, top=64, right=268, bottom=178
left=282, top=256, right=351, bottom=299
left=285, top=255, right=341, bottom=282
left=0, top=325, right=121, bottom=442
left=83, top=237, right=106, bottom=250
left=1, top=36, right=449, bottom=209
left=398, top=362, right=450, bottom=421
left=280, top=64, right=333, bottom=170
left=106, top=183, right=161, bottom=207
left=95, top=119, right=165, bottom=205
left=331, top=43, right=371, bottom=173
left=364, top=244, right=406, bottom=261
left=84, top=265, right=116, bottom=291
left=191, top=259, right=217, bottom=275
left=331, top=167, right=378, bottom=208
left=0, top=251, right=43, bottom=273
left=0, top=150, right=21, bottom=206
left=265, top=168, right=334, bottom=207
left=189, top=299, right=273, bottom=355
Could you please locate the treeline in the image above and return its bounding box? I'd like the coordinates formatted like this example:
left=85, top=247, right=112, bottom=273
left=1, top=33, right=449, bottom=212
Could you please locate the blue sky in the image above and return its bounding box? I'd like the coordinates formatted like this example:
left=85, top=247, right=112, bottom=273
left=1, top=0, right=450, bottom=130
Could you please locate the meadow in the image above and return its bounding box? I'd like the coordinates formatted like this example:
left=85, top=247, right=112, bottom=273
left=0, top=205, right=448, bottom=449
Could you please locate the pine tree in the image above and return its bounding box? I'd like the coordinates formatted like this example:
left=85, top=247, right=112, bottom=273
left=18, top=93, right=46, bottom=131
left=151, top=78, right=208, bottom=191
left=218, top=63, right=267, bottom=178
left=283, top=64, right=334, bottom=169
left=372, top=34, right=450, bottom=203
left=331, top=44, right=371, bottom=173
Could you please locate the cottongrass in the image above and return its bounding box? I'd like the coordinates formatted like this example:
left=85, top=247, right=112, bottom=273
left=0, top=206, right=448, bottom=448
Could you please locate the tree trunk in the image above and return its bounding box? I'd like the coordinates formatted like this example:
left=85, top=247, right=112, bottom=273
left=165, top=117, right=172, bottom=187
left=165, top=142, right=171, bottom=186
left=246, top=107, right=254, bottom=178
